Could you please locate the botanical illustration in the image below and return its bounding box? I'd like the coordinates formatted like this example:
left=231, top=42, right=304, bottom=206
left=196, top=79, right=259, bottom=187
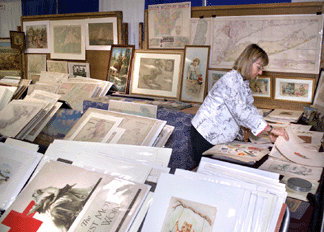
left=108, top=46, right=134, bottom=93
left=138, top=58, right=174, bottom=91
left=160, top=197, right=217, bottom=232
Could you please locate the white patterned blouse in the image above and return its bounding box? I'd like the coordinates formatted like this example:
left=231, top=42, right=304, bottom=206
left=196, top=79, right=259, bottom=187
left=191, top=69, right=267, bottom=145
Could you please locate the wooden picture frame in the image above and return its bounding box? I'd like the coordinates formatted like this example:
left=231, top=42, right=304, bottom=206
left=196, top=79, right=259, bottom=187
left=50, top=19, right=86, bottom=60
left=180, top=45, right=210, bottom=103
left=250, top=76, right=272, bottom=98
left=9, top=31, right=26, bottom=51
left=207, top=70, right=227, bottom=92
left=313, top=68, right=324, bottom=109
left=107, top=45, right=135, bottom=94
left=274, top=77, right=314, bottom=103
left=130, top=50, right=183, bottom=99
left=23, top=20, right=50, bottom=53
left=85, top=17, right=118, bottom=51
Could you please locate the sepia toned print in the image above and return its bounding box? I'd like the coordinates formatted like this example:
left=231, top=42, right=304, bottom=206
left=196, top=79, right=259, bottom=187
left=138, top=58, right=174, bottom=91
left=160, top=197, right=217, bottom=232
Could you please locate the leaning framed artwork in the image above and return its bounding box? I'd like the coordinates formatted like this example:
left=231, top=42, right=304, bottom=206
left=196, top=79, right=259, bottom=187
left=250, top=76, right=271, bottom=98
left=85, top=17, right=118, bottom=50
left=9, top=31, right=26, bottom=51
left=180, top=45, right=210, bottom=103
left=107, top=45, right=135, bottom=94
left=23, top=20, right=51, bottom=53
left=274, top=77, right=315, bottom=103
left=313, top=68, right=324, bottom=109
left=130, top=50, right=183, bottom=99
left=50, top=19, right=86, bottom=60
left=207, top=70, right=227, bottom=92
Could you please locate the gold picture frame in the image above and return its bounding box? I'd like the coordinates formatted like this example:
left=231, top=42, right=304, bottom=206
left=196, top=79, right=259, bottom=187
left=10, top=31, right=26, bottom=51
left=130, top=50, right=183, bottom=99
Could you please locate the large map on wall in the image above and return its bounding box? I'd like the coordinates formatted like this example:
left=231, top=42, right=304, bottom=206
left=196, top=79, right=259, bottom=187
left=210, top=14, right=324, bottom=74
left=148, top=2, right=191, bottom=49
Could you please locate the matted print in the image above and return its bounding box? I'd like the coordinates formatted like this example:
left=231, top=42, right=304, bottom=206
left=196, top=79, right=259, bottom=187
left=50, top=19, right=86, bottom=60
left=207, top=70, right=226, bottom=93
left=275, top=77, right=314, bottom=103
left=180, top=45, right=210, bottom=103
left=250, top=76, right=271, bottom=98
left=107, top=45, right=135, bottom=94
left=85, top=17, right=118, bottom=50
left=68, top=62, right=90, bottom=78
left=131, top=50, right=183, bottom=99
left=23, top=20, right=50, bottom=53
left=47, top=60, right=68, bottom=73
left=27, top=54, right=46, bottom=80
left=161, top=197, right=217, bottom=232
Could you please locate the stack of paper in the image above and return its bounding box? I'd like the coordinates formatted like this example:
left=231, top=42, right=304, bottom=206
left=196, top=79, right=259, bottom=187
left=202, top=141, right=270, bottom=165
left=0, top=143, right=42, bottom=211
left=142, top=157, right=287, bottom=232
left=263, top=124, right=324, bottom=201
left=0, top=160, right=151, bottom=232
left=264, top=109, right=304, bottom=123
left=64, top=107, right=167, bottom=146
left=30, top=139, right=172, bottom=231
left=0, top=85, right=17, bottom=111
left=0, top=90, right=62, bottom=140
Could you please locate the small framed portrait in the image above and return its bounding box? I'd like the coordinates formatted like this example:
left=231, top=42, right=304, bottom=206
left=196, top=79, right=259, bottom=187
left=10, top=31, right=26, bottom=51
left=250, top=76, right=272, bottom=98
left=130, top=50, right=183, bottom=99
left=274, top=77, right=315, bottom=103
left=180, top=45, right=210, bottom=103
left=107, top=45, right=135, bottom=94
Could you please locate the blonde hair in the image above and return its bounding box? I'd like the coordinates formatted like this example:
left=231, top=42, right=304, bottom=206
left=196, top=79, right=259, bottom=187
left=233, top=44, right=269, bottom=79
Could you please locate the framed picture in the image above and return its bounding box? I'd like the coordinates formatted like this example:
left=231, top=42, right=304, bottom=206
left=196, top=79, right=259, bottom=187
left=85, top=17, right=118, bottom=50
left=47, top=60, right=68, bottom=73
left=130, top=50, right=183, bottom=99
left=0, top=38, right=21, bottom=76
left=207, top=70, right=227, bottom=92
left=27, top=54, right=46, bottom=80
left=250, top=76, right=271, bottom=98
left=107, top=45, right=135, bottom=94
left=50, top=19, right=86, bottom=60
left=9, top=31, right=26, bottom=51
left=68, top=62, right=90, bottom=78
left=180, top=45, right=210, bottom=103
left=23, top=20, right=50, bottom=53
left=313, top=68, right=324, bottom=109
left=274, top=77, right=315, bottom=103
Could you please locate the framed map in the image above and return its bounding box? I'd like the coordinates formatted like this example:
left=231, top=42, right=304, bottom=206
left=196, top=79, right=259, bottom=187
left=85, top=17, right=118, bottom=50
left=47, top=60, right=68, bottom=73
left=250, top=76, right=271, bottom=98
left=274, top=77, right=314, bottom=103
left=190, top=18, right=212, bottom=46
left=148, top=2, right=191, bottom=49
left=23, top=20, right=50, bottom=53
left=131, top=50, right=183, bottom=99
left=209, top=14, right=323, bottom=74
left=50, top=19, right=86, bottom=60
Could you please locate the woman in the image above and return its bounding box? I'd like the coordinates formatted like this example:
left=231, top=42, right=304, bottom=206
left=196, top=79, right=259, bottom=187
left=190, top=44, right=289, bottom=166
